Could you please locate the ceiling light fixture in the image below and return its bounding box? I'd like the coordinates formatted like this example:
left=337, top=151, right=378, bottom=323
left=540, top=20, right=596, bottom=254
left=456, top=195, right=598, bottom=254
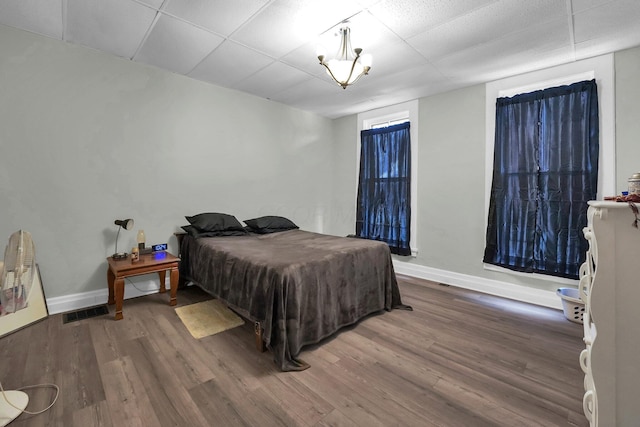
left=317, top=25, right=372, bottom=89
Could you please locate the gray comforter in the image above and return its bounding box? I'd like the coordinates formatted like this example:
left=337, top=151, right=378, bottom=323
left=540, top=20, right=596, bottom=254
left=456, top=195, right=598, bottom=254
left=180, top=229, right=410, bottom=371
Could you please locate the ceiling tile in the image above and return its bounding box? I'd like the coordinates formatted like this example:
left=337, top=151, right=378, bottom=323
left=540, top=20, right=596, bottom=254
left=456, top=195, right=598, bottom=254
left=354, top=0, right=385, bottom=7
left=268, top=77, right=350, bottom=109
left=270, top=77, right=377, bottom=118
left=350, top=62, right=449, bottom=99
left=440, top=46, right=576, bottom=88
left=575, top=30, right=640, bottom=60
left=163, top=0, right=270, bottom=36
left=363, top=39, right=428, bottom=79
left=0, top=0, right=63, bottom=39
left=434, top=17, right=573, bottom=83
left=135, top=14, right=224, bottom=75
left=281, top=62, right=454, bottom=118
left=231, top=61, right=314, bottom=99
left=280, top=40, right=330, bottom=78
left=573, top=0, right=640, bottom=44
left=66, top=0, right=157, bottom=59
left=368, top=0, right=498, bottom=39
left=138, top=0, right=170, bottom=9
left=189, top=40, right=274, bottom=86
left=230, top=0, right=368, bottom=58
left=408, top=0, right=567, bottom=62
left=571, top=0, right=615, bottom=13
left=319, top=9, right=389, bottom=52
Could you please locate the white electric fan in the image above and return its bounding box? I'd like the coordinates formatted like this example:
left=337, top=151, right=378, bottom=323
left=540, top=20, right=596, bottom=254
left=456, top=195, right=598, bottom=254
left=0, top=230, right=35, bottom=426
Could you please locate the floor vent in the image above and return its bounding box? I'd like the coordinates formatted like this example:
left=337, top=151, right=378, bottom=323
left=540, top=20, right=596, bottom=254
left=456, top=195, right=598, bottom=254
left=63, top=305, right=109, bottom=324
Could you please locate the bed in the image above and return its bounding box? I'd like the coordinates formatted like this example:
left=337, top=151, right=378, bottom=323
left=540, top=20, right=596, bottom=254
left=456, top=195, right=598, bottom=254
left=177, top=213, right=411, bottom=371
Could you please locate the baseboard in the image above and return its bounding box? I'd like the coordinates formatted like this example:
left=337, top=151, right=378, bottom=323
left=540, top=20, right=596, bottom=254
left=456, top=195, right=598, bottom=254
left=46, top=278, right=165, bottom=315
left=392, top=260, right=563, bottom=310
left=46, top=264, right=562, bottom=315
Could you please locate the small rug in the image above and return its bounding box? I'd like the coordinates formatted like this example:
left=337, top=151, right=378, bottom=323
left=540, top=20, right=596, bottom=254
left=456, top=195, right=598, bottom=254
left=175, top=299, right=244, bottom=339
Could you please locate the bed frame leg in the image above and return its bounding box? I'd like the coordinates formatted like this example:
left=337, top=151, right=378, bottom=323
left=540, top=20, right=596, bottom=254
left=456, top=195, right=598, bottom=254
left=254, top=322, right=265, bottom=353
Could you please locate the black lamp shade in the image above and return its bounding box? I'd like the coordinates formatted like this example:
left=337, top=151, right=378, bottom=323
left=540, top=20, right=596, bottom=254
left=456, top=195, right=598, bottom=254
left=114, top=218, right=134, bottom=230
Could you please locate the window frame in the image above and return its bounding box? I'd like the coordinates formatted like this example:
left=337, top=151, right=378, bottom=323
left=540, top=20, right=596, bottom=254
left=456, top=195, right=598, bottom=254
left=357, top=100, right=419, bottom=255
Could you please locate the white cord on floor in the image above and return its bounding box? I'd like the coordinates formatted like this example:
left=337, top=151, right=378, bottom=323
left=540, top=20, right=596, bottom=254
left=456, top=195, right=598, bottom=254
left=0, top=378, right=59, bottom=415
left=126, top=277, right=160, bottom=293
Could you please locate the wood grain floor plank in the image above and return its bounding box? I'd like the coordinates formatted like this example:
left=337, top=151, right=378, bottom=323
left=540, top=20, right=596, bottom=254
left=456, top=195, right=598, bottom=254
left=431, top=377, right=547, bottom=427
left=100, top=356, right=161, bottom=427
left=123, top=336, right=210, bottom=427
left=72, top=400, right=113, bottom=427
left=190, top=371, right=297, bottom=427
left=142, top=311, right=217, bottom=389
left=333, top=356, right=489, bottom=427
left=326, top=332, right=496, bottom=426
left=257, top=372, right=334, bottom=426
left=0, top=275, right=589, bottom=426
left=188, top=379, right=253, bottom=426
left=315, top=408, right=361, bottom=427
left=290, top=356, right=390, bottom=427
left=49, top=322, right=105, bottom=414
left=423, top=342, right=586, bottom=425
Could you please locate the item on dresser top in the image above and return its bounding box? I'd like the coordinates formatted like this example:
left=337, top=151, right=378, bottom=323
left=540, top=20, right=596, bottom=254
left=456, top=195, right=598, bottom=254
left=602, top=195, right=640, bottom=228
left=628, top=172, right=640, bottom=195
left=151, top=243, right=167, bottom=252
left=604, top=193, right=640, bottom=202
left=137, top=229, right=146, bottom=250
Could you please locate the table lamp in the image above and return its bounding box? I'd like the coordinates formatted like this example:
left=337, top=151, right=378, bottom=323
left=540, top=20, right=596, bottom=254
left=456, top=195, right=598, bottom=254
left=112, top=218, right=134, bottom=260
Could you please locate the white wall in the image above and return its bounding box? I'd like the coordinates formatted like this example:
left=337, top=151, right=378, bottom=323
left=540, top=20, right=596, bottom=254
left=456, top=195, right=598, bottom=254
left=0, top=25, right=334, bottom=300
left=615, top=46, right=640, bottom=191
left=326, top=114, right=358, bottom=237
left=414, top=84, right=489, bottom=275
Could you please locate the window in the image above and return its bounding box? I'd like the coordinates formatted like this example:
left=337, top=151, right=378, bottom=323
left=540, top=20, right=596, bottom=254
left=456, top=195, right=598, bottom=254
left=370, top=118, right=409, bottom=129
left=356, top=122, right=412, bottom=255
left=483, top=80, right=599, bottom=279
left=484, top=54, right=615, bottom=284
left=357, top=100, right=418, bottom=255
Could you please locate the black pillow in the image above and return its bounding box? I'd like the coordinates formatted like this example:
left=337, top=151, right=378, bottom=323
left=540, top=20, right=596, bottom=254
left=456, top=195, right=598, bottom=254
left=185, top=212, right=245, bottom=233
left=181, top=224, right=199, bottom=237
left=181, top=224, right=247, bottom=238
left=244, top=216, right=298, bottom=234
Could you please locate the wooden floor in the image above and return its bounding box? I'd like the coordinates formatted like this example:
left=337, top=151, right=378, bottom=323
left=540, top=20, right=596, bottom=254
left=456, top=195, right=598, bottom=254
left=0, top=275, right=588, bottom=427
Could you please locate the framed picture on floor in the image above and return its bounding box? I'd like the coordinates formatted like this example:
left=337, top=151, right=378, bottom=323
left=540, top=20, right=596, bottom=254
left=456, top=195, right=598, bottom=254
left=0, top=264, right=49, bottom=338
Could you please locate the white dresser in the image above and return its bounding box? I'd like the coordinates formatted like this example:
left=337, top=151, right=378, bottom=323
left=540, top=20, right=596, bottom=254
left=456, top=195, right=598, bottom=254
left=579, top=201, right=640, bottom=426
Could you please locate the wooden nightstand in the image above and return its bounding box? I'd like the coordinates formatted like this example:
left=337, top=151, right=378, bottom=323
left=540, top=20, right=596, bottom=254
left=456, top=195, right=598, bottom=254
left=106, top=251, right=179, bottom=320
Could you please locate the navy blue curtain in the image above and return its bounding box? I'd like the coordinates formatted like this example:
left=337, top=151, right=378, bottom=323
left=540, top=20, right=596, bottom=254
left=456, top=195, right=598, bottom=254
left=356, top=122, right=411, bottom=256
left=483, top=79, right=599, bottom=279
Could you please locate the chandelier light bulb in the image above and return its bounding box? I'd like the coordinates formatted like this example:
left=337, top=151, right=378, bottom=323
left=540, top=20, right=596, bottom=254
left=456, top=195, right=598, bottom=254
left=360, top=53, right=372, bottom=68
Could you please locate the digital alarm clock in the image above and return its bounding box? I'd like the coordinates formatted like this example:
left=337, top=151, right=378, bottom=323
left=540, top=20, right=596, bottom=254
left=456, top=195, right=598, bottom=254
left=152, top=243, right=167, bottom=252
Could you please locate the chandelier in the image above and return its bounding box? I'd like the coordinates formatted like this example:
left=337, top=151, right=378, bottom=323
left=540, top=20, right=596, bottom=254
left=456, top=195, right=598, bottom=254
left=317, top=25, right=372, bottom=89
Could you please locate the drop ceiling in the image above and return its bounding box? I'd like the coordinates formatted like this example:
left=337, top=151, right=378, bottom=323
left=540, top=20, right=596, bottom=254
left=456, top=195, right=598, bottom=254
left=1, top=0, right=639, bottom=119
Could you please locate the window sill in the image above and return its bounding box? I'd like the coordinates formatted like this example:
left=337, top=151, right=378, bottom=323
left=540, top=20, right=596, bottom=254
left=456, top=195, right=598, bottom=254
left=483, top=263, right=578, bottom=285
